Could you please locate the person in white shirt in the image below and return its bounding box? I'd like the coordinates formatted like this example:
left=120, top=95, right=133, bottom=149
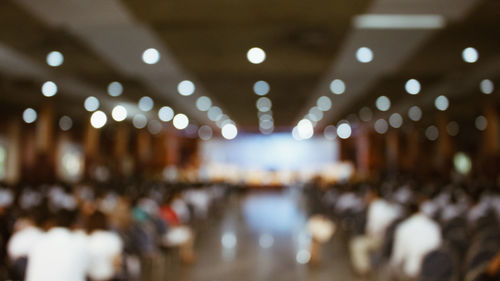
left=25, top=210, right=90, bottom=281
left=440, top=191, right=468, bottom=223
left=335, top=191, right=364, bottom=214
left=306, top=214, right=336, bottom=265
left=7, top=212, right=44, bottom=279
left=171, top=195, right=190, bottom=224
left=467, top=191, right=490, bottom=229
left=7, top=214, right=44, bottom=262
left=390, top=202, right=442, bottom=280
left=185, top=189, right=210, bottom=219
left=85, top=211, right=123, bottom=281
left=350, top=189, right=402, bottom=276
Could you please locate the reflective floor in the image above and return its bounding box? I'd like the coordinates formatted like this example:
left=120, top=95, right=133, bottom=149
left=162, top=188, right=370, bottom=281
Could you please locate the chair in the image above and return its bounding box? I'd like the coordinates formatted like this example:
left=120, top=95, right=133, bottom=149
left=419, top=248, right=455, bottom=281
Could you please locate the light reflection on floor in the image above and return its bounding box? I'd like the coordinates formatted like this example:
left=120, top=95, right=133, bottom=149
left=242, top=191, right=306, bottom=235
left=162, top=188, right=368, bottom=281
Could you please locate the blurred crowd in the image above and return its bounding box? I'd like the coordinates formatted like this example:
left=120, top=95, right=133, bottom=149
left=2, top=176, right=500, bottom=281
left=314, top=177, right=500, bottom=281
left=0, top=181, right=229, bottom=281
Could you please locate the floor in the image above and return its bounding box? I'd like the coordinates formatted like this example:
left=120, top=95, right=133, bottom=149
left=161, top=187, right=369, bottom=281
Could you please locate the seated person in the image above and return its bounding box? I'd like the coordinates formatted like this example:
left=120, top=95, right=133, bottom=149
left=160, top=192, right=195, bottom=264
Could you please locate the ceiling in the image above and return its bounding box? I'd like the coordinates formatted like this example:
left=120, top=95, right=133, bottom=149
left=0, top=0, right=498, bottom=135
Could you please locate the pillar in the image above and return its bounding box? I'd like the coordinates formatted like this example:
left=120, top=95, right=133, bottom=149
left=5, top=118, right=21, bottom=185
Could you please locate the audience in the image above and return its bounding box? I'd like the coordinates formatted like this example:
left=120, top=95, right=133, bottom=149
left=25, top=209, right=89, bottom=281
left=319, top=177, right=500, bottom=281
left=160, top=191, right=195, bottom=264
left=2, top=176, right=500, bottom=281
left=350, top=188, right=402, bottom=276
left=0, top=181, right=228, bottom=280
left=85, top=211, right=123, bottom=281
left=390, top=201, right=442, bottom=280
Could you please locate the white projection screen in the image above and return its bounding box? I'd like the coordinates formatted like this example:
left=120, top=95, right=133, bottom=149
left=200, top=133, right=339, bottom=171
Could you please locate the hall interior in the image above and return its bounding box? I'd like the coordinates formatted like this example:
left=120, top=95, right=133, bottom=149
left=0, top=0, right=500, bottom=280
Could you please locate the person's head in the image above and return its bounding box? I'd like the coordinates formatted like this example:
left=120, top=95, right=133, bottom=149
left=85, top=211, right=108, bottom=233
left=26, top=204, right=50, bottom=228
left=365, top=187, right=380, bottom=204
left=53, top=209, right=78, bottom=228
left=468, top=188, right=483, bottom=205
left=163, top=191, right=180, bottom=205
left=407, top=201, right=420, bottom=216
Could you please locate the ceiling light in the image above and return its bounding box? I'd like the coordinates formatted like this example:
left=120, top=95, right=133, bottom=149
left=23, top=108, right=37, bottom=124
left=259, top=119, right=274, bottom=130
left=173, top=114, right=189, bottom=130
left=405, top=79, right=421, bottom=95
left=142, top=48, right=160, bottom=64
left=408, top=106, right=422, bottom=121
left=309, top=107, right=323, bottom=122
left=90, top=111, right=107, bottom=129
left=375, top=96, right=391, bottom=111
left=41, top=81, right=58, bottom=97
left=356, top=47, right=373, bottom=63
left=297, top=119, right=314, bottom=140
left=221, top=123, right=238, bottom=140
left=337, top=123, right=352, bottom=139
left=208, top=106, right=223, bottom=121
left=247, top=47, right=266, bottom=64
left=158, top=106, right=174, bottom=122
left=107, top=81, right=123, bottom=97
left=177, top=80, right=195, bottom=96
left=330, top=79, right=346, bottom=95
left=374, top=119, right=389, bottom=134
left=323, top=125, right=337, bottom=140
left=219, top=119, right=234, bottom=129
left=138, top=96, right=154, bottom=112
left=216, top=115, right=230, bottom=128
left=133, top=114, right=148, bottom=129
left=196, top=96, right=212, bottom=111
left=198, top=125, right=213, bottom=141
left=253, top=81, right=270, bottom=96
left=354, top=14, right=445, bottom=29
left=425, top=126, right=439, bottom=141
left=259, top=113, right=273, bottom=122
left=317, top=96, right=332, bottom=111
left=292, top=126, right=302, bottom=141
left=46, top=51, right=64, bottom=67
left=256, top=97, right=272, bottom=112
left=462, top=47, right=478, bottom=63
left=260, top=126, right=274, bottom=135
left=147, top=120, right=163, bottom=135
left=434, top=95, right=449, bottom=111
left=475, top=115, right=487, bottom=131
left=305, top=114, right=318, bottom=126
left=389, top=113, right=403, bottom=128
left=112, top=105, right=127, bottom=122
left=58, top=116, right=72, bottom=131
left=84, top=96, right=100, bottom=112
left=480, top=79, right=494, bottom=94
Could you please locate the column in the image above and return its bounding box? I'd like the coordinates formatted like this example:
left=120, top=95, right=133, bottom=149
left=437, top=113, right=453, bottom=178
left=481, top=103, right=500, bottom=179
left=35, top=103, right=55, bottom=182
left=83, top=121, right=100, bottom=179
left=386, top=130, right=400, bottom=175
left=5, top=118, right=21, bottom=185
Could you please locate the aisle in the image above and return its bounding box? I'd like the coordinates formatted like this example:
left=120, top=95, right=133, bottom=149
left=164, top=188, right=365, bottom=281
